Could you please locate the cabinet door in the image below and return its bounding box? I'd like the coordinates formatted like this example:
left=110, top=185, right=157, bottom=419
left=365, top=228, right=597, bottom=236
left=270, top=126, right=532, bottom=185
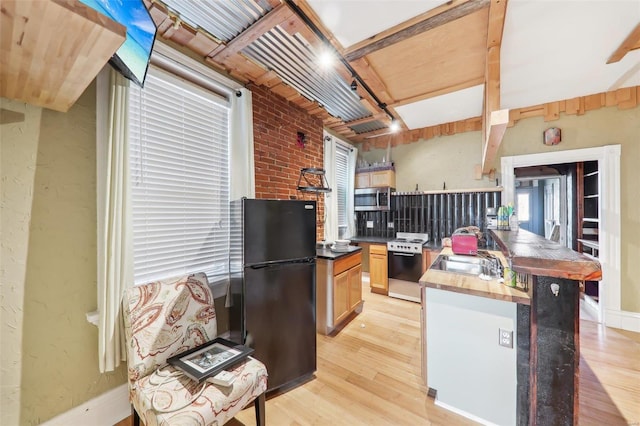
left=355, top=172, right=370, bottom=188
left=333, top=270, right=350, bottom=324
left=348, top=264, right=362, bottom=311
left=370, top=170, right=396, bottom=187
left=369, top=253, right=388, bottom=294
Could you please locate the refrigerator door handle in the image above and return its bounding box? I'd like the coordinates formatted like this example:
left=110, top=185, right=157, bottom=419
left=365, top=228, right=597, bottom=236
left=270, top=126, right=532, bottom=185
left=250, top=264, right=270, bottom=269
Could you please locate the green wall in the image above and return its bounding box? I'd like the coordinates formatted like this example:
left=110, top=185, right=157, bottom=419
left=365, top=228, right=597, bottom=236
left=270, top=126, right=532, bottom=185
left=361, top=105, right=640, bottom=313
left=1, top=83, right=128, bottom=425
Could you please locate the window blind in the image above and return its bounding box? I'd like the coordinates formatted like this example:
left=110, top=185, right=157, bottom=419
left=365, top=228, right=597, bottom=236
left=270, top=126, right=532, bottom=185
left=336, top=143, right=350, bottom=232
left=128, top=67, right=230, bottom=284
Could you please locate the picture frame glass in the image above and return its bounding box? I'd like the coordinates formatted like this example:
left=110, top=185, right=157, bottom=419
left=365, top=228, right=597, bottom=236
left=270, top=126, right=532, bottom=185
left=182, top=343, right=241, bottom=374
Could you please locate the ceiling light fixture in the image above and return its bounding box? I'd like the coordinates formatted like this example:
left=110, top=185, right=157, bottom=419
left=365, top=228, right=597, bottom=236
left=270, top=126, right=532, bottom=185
left=318, top=50, right=335, bottom=69
left=390, top=120, right=400, bottom=133
left=285, top=0, right=397, bottom=124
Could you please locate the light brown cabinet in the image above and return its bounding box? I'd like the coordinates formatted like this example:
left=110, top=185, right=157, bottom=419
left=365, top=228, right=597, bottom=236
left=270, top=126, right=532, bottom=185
left=355, top=169, right=396, bottom=188
left=317, top=251, right=363, bottom=335
left=348, top=264, right=363, bottom=311
left=422, top=248, right=439, bottom=274
left=369, top=244, right=388, bottom=295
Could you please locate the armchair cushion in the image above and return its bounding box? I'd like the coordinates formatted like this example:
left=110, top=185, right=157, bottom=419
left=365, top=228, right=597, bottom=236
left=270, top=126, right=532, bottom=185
left=130, top=358, right=267, bottom=426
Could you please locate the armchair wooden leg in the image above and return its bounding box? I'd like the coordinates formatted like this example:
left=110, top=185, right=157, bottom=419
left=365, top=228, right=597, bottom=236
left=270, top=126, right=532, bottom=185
left=132, top=405, right=140, bottom=426
left=254, top=393, right=265, bottom=426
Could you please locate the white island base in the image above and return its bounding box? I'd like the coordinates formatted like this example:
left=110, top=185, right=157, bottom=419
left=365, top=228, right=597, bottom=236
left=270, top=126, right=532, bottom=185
left=424, top=287, right=517, bottom=426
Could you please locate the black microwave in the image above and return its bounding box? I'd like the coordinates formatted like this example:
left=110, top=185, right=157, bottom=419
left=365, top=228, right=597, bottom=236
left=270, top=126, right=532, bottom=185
left=354, top=187, right=394, bottom=211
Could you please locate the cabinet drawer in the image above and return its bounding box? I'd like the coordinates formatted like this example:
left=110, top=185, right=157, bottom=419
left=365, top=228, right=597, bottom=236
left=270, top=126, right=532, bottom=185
left=370, top=244, right=387, bottom=255
left=334, top=252, right=362, bottom=276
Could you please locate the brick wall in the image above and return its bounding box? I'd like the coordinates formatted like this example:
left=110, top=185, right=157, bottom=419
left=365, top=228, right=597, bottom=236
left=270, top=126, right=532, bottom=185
left=250, top=84, right=325, bottom=240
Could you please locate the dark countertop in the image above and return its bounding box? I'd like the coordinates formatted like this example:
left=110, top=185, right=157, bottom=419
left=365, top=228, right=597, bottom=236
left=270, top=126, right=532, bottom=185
left=490, top=229, right=602, bottom=281
left=316, top=245, right=362, bottom=260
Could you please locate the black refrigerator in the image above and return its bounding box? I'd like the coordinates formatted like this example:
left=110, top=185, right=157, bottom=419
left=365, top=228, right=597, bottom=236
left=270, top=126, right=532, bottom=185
left=229, top=198, right=317, bottom=392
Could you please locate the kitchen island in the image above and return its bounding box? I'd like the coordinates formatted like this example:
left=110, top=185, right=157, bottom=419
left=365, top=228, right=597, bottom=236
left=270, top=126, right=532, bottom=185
left=316, top=246, right=363, bottom=335
left=420, top=229, right=601, bottom=425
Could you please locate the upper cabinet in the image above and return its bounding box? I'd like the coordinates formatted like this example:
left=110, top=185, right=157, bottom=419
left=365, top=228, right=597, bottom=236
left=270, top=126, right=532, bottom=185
left=1, top=0, right=126, bottom=112
left=355, top=167, right=396, bottom=189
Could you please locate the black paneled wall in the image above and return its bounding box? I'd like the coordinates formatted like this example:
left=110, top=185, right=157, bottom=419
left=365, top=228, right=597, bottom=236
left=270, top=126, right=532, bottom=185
left=356, top=191, right=502, bottom=243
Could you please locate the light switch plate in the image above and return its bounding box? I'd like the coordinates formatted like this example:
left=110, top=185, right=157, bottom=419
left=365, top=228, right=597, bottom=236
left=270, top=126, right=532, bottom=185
left=366, top=221, right=374, bottom=228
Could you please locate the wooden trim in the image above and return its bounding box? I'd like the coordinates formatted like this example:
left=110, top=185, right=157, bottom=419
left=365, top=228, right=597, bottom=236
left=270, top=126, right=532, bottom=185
left=356, top=86, right=639, bottom=150
left=210, top=4, right=295, bottom=63
left=606, top=22, right=640, bottom=64
left=344, top=0, right=490, bottom=62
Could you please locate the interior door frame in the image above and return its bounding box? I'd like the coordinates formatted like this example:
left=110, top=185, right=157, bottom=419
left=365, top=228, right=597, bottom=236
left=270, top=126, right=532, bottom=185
left=501, top=145, right=621, bottom=326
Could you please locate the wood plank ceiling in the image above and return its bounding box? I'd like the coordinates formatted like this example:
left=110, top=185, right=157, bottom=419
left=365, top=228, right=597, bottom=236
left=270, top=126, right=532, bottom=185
left=143, top=0, right=640, bottom=173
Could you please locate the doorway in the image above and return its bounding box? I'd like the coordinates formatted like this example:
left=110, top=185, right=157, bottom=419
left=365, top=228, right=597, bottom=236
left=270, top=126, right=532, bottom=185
left=501, top=146, right=622, bottom=327
left=515, top=174, right=569, bottom=247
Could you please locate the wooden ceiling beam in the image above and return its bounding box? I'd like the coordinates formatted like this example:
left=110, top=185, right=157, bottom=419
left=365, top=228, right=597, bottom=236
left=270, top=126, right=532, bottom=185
left=607, top=22, right=640, bottom=64
left=344, top=0, right=490, bottom=62
left=481, top=0, right=508, bottom=174
left=482, top=109, right=509, bottom=174
left=210, top=4, right=295, bottom=63
left=390, top=77, right=485, bottom=108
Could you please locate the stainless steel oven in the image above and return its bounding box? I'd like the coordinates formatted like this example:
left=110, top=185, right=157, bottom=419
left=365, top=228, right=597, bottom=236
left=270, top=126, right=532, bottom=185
left=354, top=187, right=393, bottom=211
left=387, top=232, right=428, bottom=303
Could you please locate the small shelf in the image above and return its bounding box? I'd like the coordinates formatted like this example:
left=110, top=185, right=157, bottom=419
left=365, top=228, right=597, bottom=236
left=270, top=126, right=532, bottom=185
left=584, top=170, right=599, bottom=177
left=297, top=168, right=332, bottom=193
left=0, top=0, right=126, bottom=112
left=584, top=194, right=599, bottom=199
left=582, top=218, right=600, bottom=223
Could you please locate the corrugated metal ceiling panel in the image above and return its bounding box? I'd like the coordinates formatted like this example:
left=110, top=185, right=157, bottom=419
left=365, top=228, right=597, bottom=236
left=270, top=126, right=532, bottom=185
left=349, top=120, right=387, bottom=134
left=243, top=27, right=371, bottom=122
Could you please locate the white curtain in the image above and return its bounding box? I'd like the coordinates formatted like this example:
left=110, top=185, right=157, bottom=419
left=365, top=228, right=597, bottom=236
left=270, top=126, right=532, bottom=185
left=97, top=69, right=133, bottom=373
left=324, top=134, right=338, bottom=243
left=346, top=145, right=358, bottom=238
left=230, top=88, right=255, bottom=199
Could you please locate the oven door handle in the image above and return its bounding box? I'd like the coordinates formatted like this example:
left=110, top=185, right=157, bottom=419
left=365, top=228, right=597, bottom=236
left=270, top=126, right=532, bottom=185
left=392, top=252, right=416, bottom=257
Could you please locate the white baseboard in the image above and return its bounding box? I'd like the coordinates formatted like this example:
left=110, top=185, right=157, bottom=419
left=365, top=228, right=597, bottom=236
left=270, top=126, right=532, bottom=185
left=42, top=383, right=130, bottom=426
left=605, top=309, right=640, bottom=332
left=434, top=399, right=499, bottom=426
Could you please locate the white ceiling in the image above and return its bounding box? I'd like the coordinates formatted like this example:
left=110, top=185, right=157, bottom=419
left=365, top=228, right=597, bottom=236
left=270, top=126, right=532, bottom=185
left=307, top=0, right=450, bottom=47
left=307, top=0, right=640, bottom=130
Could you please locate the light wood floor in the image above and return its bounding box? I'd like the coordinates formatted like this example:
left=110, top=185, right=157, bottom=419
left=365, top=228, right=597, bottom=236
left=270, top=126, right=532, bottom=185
left=229, top=279, right=640, bottom=426
left=119, top=278, right=640, bottom=426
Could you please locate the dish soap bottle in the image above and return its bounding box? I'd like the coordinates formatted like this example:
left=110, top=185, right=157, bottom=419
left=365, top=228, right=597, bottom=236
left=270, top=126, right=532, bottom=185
left=509, top=211, right=519, bottom=231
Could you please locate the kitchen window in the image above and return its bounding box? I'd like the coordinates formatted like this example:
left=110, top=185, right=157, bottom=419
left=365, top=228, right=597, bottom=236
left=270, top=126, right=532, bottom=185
left=128, top=66, right=231, bottom=285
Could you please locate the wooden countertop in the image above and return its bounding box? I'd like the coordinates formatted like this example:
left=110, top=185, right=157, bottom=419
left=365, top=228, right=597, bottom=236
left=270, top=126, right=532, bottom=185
left=419, top=247, right=531, bottom=305
left=490, top=229, right=602, bottom=281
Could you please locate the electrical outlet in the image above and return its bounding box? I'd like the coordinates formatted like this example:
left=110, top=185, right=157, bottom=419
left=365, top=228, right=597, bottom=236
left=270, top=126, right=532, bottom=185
left=499, top=329, right=513, bottom=348
left=387, top=222, right=394, bottom=229
left=366, top=221, right=374, bottom=229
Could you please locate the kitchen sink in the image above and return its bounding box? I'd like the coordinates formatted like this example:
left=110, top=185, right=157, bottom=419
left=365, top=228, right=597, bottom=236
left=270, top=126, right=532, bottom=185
left=430, top=254, right=500, bottom=277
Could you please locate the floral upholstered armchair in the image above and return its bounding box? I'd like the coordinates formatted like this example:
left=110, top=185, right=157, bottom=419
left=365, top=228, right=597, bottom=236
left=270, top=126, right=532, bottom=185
left=122, top=272, right=268, bottom=426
